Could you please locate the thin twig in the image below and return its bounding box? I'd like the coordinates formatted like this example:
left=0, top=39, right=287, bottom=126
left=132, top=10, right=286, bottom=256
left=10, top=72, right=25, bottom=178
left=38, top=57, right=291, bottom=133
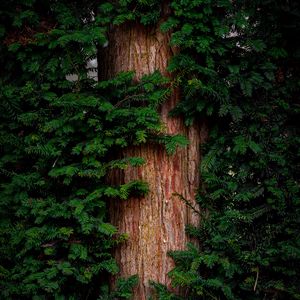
left=114, top=93, right=144, bottom=108
left=254, top=267, right=259, bottom=291
left=172, top=192, right=201, bottom=215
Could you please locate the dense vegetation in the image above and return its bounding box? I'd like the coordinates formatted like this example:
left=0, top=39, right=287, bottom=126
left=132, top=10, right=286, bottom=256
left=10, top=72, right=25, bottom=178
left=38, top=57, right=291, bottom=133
left=0, top=1, right=170, bottom=298
left=152, top=1, right=300, bottom=299
left=0, top=0, right=299, bottom=299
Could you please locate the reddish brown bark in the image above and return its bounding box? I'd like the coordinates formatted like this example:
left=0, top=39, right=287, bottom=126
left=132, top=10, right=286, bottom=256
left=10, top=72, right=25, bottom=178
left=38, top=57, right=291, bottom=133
left=100, top=19, right=207, bottom=300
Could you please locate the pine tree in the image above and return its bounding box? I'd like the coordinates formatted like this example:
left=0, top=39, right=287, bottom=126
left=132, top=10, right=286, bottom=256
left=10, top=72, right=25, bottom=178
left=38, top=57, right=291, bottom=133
left=0, top=1, right=299, bottom=300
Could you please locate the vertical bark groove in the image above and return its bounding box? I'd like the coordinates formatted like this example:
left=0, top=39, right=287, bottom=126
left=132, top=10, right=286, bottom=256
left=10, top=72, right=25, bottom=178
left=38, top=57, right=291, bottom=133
left=100, top=20, right=206, bottom=300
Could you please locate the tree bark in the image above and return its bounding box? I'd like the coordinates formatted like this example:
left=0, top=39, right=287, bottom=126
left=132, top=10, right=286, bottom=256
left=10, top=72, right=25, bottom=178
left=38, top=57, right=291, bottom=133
left=100, top=18, right=207, bottom=300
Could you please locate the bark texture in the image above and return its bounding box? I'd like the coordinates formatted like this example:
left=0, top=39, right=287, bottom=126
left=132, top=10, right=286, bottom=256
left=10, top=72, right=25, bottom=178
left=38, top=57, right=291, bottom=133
left=100, top=20, right=207, bottom=300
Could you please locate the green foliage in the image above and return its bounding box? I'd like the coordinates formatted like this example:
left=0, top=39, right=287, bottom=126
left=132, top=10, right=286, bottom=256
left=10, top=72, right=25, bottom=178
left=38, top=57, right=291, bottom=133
left=98, top=275, right=139, bottom=300
left=154, top=0, right=300, bottom=299
left=0, top=1, right=170, bottom=298
left=1, top=0, right=299, bottom=299
left=158, top=134, right=190, bottom=155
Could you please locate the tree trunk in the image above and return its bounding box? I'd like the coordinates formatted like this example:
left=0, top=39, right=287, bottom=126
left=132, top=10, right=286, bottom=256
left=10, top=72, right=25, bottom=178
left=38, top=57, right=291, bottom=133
left=100, top=17, right=207, bottom=300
